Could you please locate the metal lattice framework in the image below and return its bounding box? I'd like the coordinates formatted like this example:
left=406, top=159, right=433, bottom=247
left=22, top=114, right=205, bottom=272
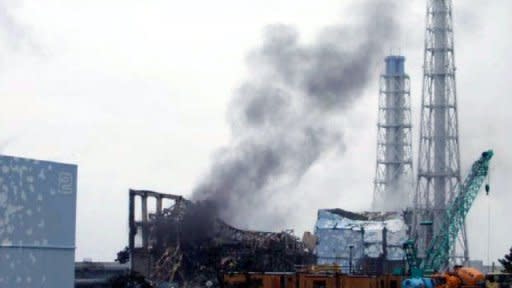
left=423, top=150, right=493, bottom=271
left=413, top=0, right=465, bottom=262
left=373, top=56, right=414, bottom=211
left=405, top=151, right=493, bottom=274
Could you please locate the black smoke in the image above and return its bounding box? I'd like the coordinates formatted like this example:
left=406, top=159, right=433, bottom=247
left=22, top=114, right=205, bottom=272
left=192, top=0, right=401, bottom=228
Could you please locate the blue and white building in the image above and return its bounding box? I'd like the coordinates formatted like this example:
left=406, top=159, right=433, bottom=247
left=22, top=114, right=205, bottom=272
left=0, top=155, right=77, bottom=287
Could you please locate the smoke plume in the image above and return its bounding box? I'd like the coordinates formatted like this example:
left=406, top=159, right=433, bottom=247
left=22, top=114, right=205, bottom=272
left=192, top=0, right=401, bottom=228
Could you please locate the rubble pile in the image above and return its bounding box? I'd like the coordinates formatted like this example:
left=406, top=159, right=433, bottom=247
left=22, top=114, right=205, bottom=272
left=146, top=200, right=314, bottom=287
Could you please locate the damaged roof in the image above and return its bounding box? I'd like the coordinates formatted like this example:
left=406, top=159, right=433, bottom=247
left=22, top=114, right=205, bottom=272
left=322, top=208, right=404, bottom=221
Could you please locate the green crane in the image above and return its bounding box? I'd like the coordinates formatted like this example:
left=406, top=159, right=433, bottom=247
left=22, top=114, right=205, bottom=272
left=405, top=150, right=494, bottom=277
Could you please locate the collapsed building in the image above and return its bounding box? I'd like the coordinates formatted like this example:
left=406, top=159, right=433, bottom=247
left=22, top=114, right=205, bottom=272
left=128, top=190, right=315, bottom=287
left=314, top=209, right=410, bottom=275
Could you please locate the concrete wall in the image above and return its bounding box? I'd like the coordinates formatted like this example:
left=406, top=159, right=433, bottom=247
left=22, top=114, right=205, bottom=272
left=0, top=155, right=77, bottom=287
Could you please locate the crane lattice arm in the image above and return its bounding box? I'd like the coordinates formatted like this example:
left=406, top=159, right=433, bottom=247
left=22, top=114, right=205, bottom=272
left=404, top=150, right=494, bottom=276
left=423, top=150, right=494, bottom=272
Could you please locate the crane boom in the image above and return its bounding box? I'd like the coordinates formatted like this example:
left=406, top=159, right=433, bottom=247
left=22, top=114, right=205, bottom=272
left=423, top=150, right=493, bottom=271
left=406, top=150, right=494, bottom=275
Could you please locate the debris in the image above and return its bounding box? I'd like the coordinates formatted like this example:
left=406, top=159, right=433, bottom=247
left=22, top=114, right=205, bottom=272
left=128, top=190, right=315, bottom=287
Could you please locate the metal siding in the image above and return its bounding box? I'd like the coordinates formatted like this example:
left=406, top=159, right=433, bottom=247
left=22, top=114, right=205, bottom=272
left=0, top=155, right=77, bottom=287
left=315, top=210, right=407, bottom=264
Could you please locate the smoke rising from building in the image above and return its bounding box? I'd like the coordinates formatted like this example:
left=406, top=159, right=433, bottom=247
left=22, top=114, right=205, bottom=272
left=191, top=0, right=401, bottom=228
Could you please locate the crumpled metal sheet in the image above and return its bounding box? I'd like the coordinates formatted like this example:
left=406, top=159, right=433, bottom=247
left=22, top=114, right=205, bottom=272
left=365, top=244, right=384, bottom=258
left=315, top=228, right=363, bottom=259
left=364, top=223, right=383, bottom=243
left=315, top=209, right=407, bottom=262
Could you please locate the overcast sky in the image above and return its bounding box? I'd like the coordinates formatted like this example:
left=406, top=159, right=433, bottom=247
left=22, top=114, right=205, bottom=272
left=0, top=0, right=510, bottom=264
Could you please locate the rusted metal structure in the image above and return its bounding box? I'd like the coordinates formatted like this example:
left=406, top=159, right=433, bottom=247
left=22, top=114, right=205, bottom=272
left=127, top=190, right=314, bottom=287
left=128, top=189, right=184, bottom=277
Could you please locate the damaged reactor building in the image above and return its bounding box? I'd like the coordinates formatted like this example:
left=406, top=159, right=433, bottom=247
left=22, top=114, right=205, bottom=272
left=127, top=190, right=315, bottom=287
left=125, top=189, right=412, bottom=287
left=314, top=209, right=410, bottom=275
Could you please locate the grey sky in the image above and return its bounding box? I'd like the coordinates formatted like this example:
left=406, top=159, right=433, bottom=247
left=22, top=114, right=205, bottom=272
left=0, top=0, right=510, bottom=265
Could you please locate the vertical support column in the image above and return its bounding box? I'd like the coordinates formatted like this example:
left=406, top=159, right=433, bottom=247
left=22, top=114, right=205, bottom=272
left=156, top=196, right=163, bottom=215
left=128, top=190, right=136, bottom=271
left=141, top=193, right=148, bottom=249
left=382, top=226, right=388, bottom=274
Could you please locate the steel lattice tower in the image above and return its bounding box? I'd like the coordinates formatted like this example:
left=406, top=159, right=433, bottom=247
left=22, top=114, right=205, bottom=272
left=414, top=0, right=466, bottom=263
left=373, top=56, right=414, bottom=211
